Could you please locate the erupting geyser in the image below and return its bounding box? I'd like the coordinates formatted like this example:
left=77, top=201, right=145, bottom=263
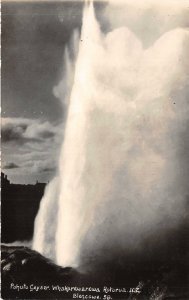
left=33, top=1, right=189, bottom=268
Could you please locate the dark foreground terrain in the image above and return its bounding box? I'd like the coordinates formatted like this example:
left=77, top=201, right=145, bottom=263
left=1, top=172, right=46, bottom=243
left=1, top=245, right=189, bottom=300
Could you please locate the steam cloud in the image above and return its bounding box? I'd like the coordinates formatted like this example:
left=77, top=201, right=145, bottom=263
left=33, top=1, right=189, bottom=270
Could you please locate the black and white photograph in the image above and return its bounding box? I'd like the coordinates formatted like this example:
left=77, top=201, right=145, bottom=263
left=1, top=0, right=189, bottom=299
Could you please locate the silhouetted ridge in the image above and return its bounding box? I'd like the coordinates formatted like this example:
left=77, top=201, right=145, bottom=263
left=1, top=172, right=46, bottom=243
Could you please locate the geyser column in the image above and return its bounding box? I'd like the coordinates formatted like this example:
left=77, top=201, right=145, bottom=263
left=55, top=1, right=102, bottom=267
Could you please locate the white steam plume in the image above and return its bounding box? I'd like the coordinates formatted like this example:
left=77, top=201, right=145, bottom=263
left=33, top=1, right=189, bottom=269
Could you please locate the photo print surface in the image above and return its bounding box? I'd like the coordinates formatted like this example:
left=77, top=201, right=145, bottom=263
left=1, top=0, right=189, bottom=299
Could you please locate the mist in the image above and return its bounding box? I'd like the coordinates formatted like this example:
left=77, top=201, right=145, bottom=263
left=33, top=1, right=189, bottom=272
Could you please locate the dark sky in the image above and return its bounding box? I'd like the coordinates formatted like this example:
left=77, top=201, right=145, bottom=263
left=2, top=1, right=85, bottom=122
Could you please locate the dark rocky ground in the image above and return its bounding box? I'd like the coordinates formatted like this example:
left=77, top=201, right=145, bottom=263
left=1, top=244, right=189, bottom=300
left=1, top=245, right=81, bottom=299
left=1, top=181, right=45, bottom=243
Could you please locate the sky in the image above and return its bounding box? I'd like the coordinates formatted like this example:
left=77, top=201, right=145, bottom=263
left=1, top=0, right=189, bottom=184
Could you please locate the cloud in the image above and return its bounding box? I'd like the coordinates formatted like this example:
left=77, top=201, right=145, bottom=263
left=26, top=159, right=57, bottom=174
left=1, top=117, right=63, bottom=183
left=109, top=0, right=188, bottom=8
left=2, top=121, right=29, bottom=143
left=3, top=162, right=20, bottom=169
left=41, top=167, right=56, bottom=173
left=105, top=0, right=189, bottom=47
left=1, top=118, right=58, bottom=145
